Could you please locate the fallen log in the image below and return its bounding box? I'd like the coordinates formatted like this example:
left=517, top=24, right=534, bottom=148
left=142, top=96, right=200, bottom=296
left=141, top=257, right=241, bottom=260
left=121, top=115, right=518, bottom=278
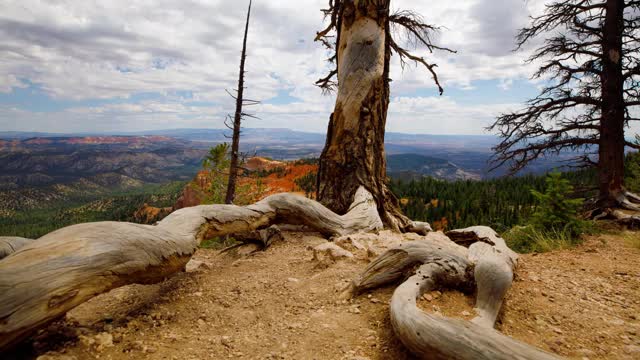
left=0, top=187, right=382, bottom=351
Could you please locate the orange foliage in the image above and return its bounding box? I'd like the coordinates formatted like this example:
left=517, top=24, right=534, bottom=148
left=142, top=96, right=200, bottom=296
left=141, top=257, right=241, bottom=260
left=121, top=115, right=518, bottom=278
left=431, top=217, right=449, bottom=231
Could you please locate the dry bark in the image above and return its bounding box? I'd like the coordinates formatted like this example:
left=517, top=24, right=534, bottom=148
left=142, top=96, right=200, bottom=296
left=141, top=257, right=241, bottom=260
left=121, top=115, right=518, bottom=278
left=597, top=0, right=626, bottom=210
left=0, top=187, right=382, bottom=351
left=316, top=0, right=399, bottom=227
left=345, top=226, right=559, bottom=359
left=315, top=0, right=450, bottom=232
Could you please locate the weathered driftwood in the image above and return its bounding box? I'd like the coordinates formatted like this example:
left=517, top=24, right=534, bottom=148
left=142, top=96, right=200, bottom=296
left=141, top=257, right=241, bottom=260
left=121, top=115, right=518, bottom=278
left=0, top=237, right=32, bottom=260
left=0, top=187, right=382, bottom=351
left=347, top=226, right=559, bottom=359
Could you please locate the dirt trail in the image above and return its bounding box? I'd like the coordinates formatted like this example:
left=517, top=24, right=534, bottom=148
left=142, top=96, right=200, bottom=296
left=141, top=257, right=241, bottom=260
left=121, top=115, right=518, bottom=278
left=6, top=231, right=640, bottom=360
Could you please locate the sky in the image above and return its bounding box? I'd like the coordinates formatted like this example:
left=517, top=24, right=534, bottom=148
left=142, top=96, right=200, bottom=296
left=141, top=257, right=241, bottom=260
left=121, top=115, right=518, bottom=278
left=0, top=0, right=567, bottom=135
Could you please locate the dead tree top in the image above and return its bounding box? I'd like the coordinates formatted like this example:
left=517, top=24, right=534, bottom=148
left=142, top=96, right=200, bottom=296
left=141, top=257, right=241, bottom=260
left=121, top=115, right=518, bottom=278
left=314, top=0, right=455, bottom=94
left=489, top=0, right=640, bottom=174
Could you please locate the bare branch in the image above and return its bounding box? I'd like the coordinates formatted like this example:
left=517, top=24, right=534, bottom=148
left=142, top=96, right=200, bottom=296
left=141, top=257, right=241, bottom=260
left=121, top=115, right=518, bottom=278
left=388, top=10, right=456, bottom=95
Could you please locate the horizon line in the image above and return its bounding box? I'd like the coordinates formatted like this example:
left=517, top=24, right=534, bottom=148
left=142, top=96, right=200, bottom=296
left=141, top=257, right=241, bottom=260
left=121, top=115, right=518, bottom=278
left=0, top=127, right=496, bottom=138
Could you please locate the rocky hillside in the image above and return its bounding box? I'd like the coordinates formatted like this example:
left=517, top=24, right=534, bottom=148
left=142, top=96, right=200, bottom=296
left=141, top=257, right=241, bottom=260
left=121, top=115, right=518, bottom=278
left=0, top=137, right=204, bottom=189
left=174, top=157, right=318, bottom=210
left=387, top=153, right=481, bottom=181
left=0, top=136, right=206, bottom=213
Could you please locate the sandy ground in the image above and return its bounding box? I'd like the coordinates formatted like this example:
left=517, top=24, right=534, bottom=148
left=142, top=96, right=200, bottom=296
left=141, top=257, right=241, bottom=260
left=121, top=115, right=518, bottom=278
left=4, top=231, right=640, bottom=360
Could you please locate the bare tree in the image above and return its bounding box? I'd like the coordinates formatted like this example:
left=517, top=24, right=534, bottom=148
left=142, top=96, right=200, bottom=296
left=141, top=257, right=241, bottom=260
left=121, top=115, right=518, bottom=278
left=225, top=0, right=260, bottom=204
left=314, top=0, right=454, bottom=231
left=489, top=0, right=640, bottom=214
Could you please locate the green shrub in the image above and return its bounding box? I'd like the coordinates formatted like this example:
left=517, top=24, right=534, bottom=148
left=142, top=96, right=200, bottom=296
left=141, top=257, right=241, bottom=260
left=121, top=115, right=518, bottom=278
left=202, top=143, right=231, bottom=204
left=295, top=171, right=317, bottom=198
left=625, top=151, right=640, bottom=193
left=199, top=236, right=238, bottom=249
left=503, top=224, right=594, bottom=253
left=529, top=172, right=586, bottom=236
left=505, top=171, right=596, bottom=253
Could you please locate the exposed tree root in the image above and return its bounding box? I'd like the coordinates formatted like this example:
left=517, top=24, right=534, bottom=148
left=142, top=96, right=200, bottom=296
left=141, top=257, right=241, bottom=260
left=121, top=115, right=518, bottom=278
left=0, top=191, right=557, bottom=358
left=624, top=190, right=640, bottom=204
left=603, top=209, right=640, bottom=228
left=0, top=187, right=382, bottom=351
left=345, top=226, right=559, bottom=359
left=616, top=191, right=640, bottom=211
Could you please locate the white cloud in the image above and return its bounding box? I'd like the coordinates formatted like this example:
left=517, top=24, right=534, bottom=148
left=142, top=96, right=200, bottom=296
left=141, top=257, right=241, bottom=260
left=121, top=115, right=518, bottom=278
left=0, top=0, right=551, bottom=134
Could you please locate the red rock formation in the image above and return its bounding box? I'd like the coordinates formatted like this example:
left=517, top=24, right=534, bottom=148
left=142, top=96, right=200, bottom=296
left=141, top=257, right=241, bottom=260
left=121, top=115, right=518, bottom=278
left=173, top=171, right=210, bottom=210
left=133, top=203, right=173, bottom=224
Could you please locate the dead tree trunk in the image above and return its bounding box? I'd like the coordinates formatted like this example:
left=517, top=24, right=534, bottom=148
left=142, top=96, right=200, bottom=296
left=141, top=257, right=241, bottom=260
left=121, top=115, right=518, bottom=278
left=225, top=0, right=253, bottom=204
left=598, top=0, right=630, bottom=210
left=315, top=1, right=450, bottom=232
left=0, top=188, right=382, bottom=351
left=317, top=0, right=407, bottom=230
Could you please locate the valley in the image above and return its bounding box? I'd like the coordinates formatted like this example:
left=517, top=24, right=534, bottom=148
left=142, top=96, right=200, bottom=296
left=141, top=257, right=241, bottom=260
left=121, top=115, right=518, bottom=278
left=0, top=129, right=576, bottom=239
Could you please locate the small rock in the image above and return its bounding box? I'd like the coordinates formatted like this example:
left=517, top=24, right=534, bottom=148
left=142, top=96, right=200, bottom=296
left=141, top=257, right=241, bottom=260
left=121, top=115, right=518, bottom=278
left=112, top=332, right=123, bottom=343
left=423, top=294, right=433, bottom=301
left=193, top=291, right=203, bottom=297
left=624, top=345, right=640, bottom=354
left=221, top=335, right=233, bottom=348
left=165, top=333, right=179, bottom=341
left=370, top=298, right=381, bottom=304
left=577, top=348, right=596, bottom=357
left=607, top=318, right=625, bottom=326
left=313, top=242, right=354, bottom=261
left=287, top=277, right=300, bottom=283
left=461, top=311, right=471, bottom=317
left=94, top=332, right=113, bottom=352
left=185, top=259, right=211, bottom=273
left=197, top=318, right=206, bottom=327
left=78, top=335, right=95, bottom=348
